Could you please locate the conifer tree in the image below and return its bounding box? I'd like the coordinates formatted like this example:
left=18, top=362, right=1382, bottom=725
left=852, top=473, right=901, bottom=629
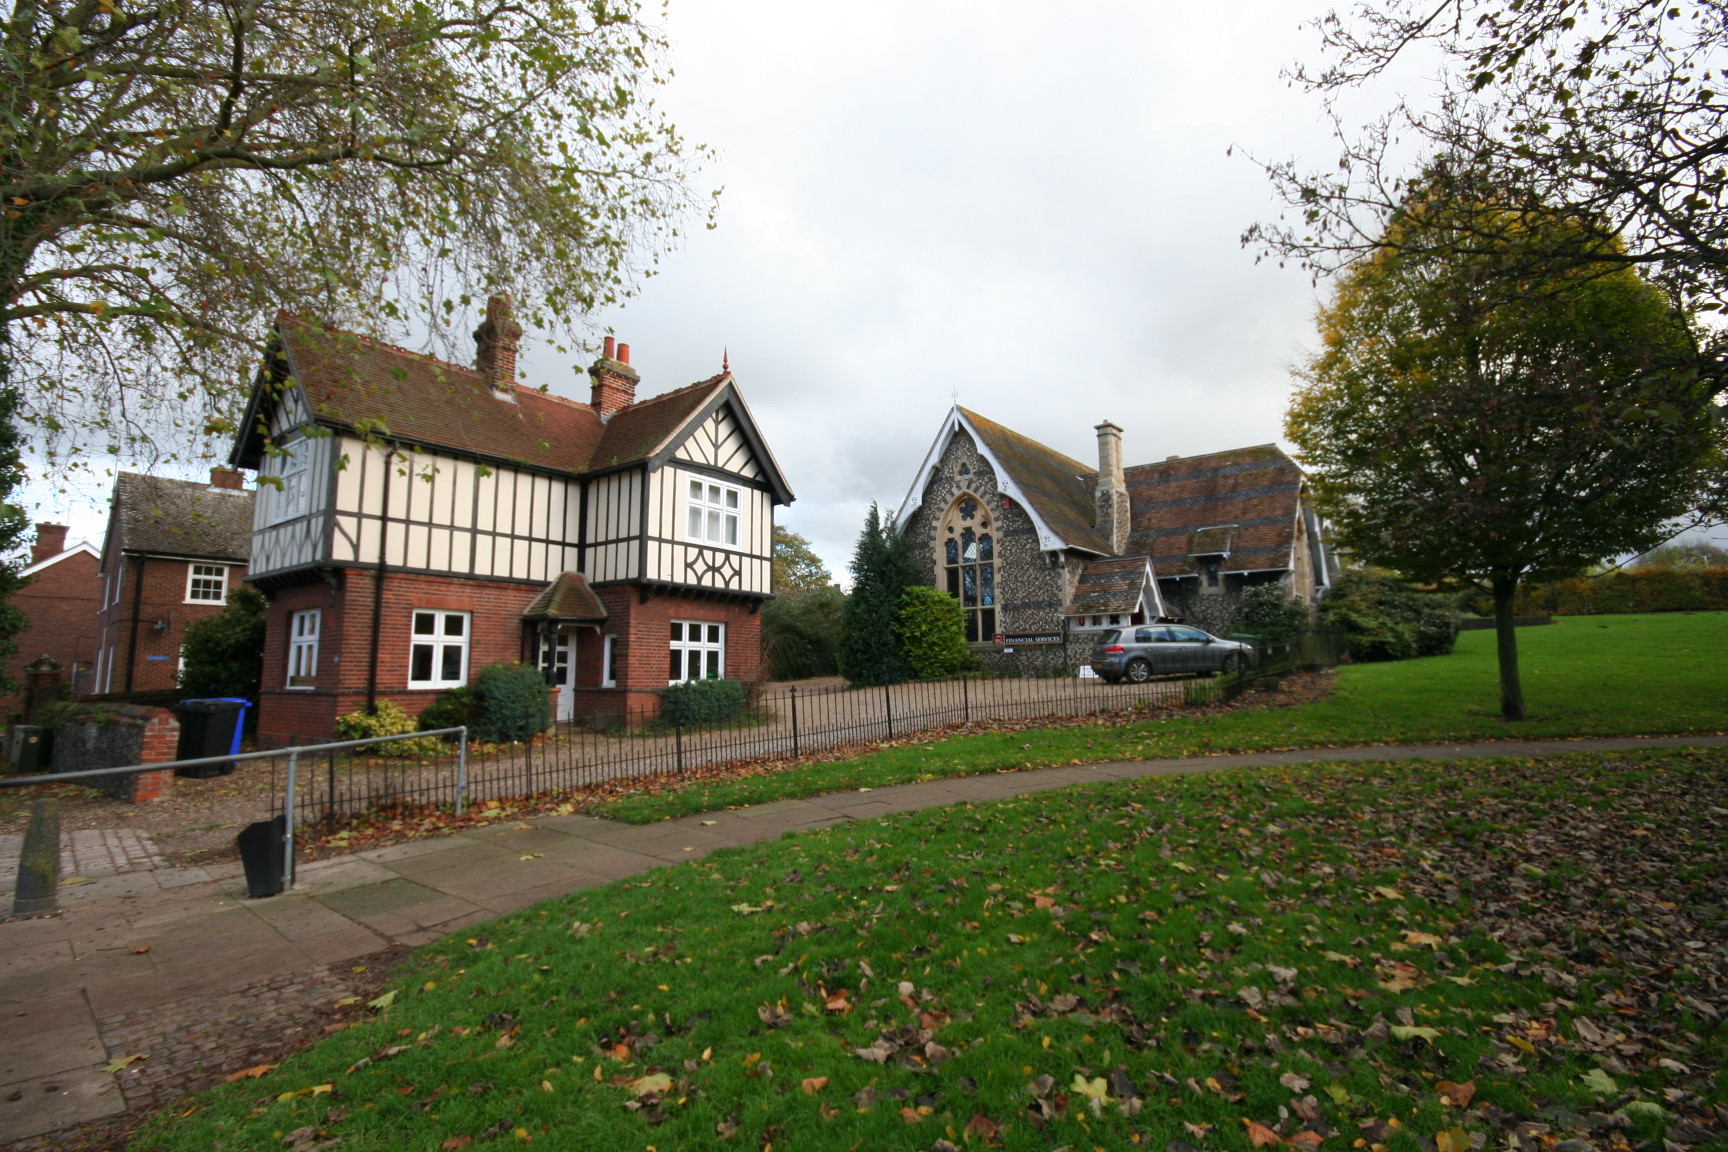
left=837, top=505, right=917, bottom=686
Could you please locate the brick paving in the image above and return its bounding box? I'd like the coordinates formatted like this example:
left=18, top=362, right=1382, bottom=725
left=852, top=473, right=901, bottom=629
left=0, top=829, right=165, bottom=889
left=2, top=730, right=1726, bottom=1149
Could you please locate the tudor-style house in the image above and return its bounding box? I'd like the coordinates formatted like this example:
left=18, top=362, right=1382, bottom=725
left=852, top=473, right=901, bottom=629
left=230, top=296, right=793, bottom=745
left=897, top=407, right=1333, bottom=673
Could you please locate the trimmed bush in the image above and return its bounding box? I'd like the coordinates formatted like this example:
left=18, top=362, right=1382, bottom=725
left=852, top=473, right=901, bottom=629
left=334, top=700, right=440, bottom=757
left=473, top=662, right=551, bottom=744
left=1236, top=584, right=1310, bottom=645
left=1320, top=570, right=1459, bottom=662
left=660, top=677, right=749, bottom=728
left=417, top=686, right=482, bottom=737
left=894, top=586, right=976, bottom=678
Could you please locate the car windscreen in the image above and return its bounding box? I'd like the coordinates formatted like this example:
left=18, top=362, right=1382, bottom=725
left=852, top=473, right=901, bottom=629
left=1095, top=630, right=1122, bottom=646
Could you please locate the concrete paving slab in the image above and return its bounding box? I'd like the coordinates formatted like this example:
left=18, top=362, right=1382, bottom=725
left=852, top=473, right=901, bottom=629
left=408, top=861, right=586, bottom=905
left=0, top=1023, right=107, bottom=1084
left=291, top=925, right=389, bottom=966
left=313, top=877, right=445, bottom=919
left=0, top=1065, right=124, bottom=1143
left=373, top=840, right=515, bottom=877
left=533, top=812, right=613, bottom=834
left=242, top=896, right=362, bottom=942
left=362, top=837, right=463, bottom=864
left=292, top=856, right=403, bottom=895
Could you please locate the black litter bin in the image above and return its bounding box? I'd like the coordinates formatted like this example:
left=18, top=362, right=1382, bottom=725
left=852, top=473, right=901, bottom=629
left=173, top=698, right=250, bottom=777
left=236, top=815, right=288, bottom=898
left=10, top=725, right=51, bottom=774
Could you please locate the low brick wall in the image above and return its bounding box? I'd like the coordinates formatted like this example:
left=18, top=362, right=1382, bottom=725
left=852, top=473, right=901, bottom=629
left=44, top=703, right=178, bottom=802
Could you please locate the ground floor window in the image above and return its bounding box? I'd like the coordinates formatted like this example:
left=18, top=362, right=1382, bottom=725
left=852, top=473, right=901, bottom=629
left=288, top=610, right=320, bottom=687
left=669, top=620, right=724, bottom=683
left=410, top=610, right=469, bottom=688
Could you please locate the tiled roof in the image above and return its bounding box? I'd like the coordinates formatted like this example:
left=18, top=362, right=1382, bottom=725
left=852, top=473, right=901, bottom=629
left=522, top=573, right=608, bottom=621
left=1121, top=445, right=1302, bottom=578
left=1066, top=556, right=1154, bottom=615
left=591, top=375, right=728, bottom=470
left=1187, top=525, right=1235, bottom=556
left=113, top=473, right=254, bottom=562
left=275, top=315, right=606, bottom=473
left=959, top=408, right=1111, bottom=555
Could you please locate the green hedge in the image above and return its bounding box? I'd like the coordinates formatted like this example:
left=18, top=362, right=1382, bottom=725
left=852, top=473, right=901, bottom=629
left=660, top=678, right=749, bottom=728
left=473, top=662, right=551, bottom=744
left=1516, top=567, right=1728, bottom=615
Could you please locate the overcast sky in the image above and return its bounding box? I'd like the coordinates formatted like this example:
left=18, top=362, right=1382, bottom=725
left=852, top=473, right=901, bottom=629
left=40, top=0, right=1713, bottom=578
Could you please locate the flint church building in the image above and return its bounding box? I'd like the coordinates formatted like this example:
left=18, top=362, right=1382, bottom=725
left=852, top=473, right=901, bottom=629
left=897, top=408, right=1333, bottom=673
left=230, top=297, right=792, bottom=745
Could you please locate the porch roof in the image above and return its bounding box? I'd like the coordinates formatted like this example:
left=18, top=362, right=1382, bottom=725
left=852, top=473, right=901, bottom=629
left=522, top=573, right=608, bottom=622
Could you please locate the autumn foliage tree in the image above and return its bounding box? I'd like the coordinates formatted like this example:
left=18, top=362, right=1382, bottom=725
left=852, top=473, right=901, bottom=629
left=1289, top=202, right=1719, bottom=720
left=2, top=0, right=707, bottom=461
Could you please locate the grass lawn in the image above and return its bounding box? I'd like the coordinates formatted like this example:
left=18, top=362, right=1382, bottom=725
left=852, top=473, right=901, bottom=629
left=135, top=747, right=1726, bottom=1152
left=593, top=612, right=1728, bottom=823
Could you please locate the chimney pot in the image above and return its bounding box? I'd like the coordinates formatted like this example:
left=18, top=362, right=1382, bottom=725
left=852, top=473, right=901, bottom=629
left=32, top=523, right=68, bottom=565
left=589, top=337, right=641, bottom=419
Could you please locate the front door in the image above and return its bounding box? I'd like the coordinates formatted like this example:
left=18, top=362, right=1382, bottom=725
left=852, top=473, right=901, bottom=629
left=540, top=630, right=576, bottom=722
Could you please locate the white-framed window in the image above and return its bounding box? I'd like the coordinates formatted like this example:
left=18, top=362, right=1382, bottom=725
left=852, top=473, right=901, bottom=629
left=669, top=620, right=724, bottom=684
left=602, top=634, right=618, bottom=688
left=101, top=643, right=115, bottom=693
left=409, top=610, right=468, bottom=688
left=685, top=478, right=740, bottom=547
left=262, top=437, right=312, bottom=525
left=288, top=610, right=320, bottom=688
left=186, top=563, right=228, bottom=603
left=108, top=563, right=123, bottom=607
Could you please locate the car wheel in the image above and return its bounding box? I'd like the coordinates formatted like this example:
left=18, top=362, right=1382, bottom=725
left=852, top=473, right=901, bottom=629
left=1125, top=658, right=1152, bottom=684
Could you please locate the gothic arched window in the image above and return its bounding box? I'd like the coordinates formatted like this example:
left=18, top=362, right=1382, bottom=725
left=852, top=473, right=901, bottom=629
left=940, top=496, right=996, bottom=642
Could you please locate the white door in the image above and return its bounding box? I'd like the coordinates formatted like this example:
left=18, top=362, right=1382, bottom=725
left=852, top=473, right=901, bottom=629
left=541, top=630, right=576, bottom=722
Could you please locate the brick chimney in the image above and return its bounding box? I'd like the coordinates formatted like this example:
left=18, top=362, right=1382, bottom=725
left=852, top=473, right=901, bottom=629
left=589, top=336, right=640, bottom=419
left=31, top=524, right=67, bottom=564
left=209, top=467, right=244, bottom=491
left=474, top=293, right=523, bottom=399
left=1094, top=421, right=1129, bottom=555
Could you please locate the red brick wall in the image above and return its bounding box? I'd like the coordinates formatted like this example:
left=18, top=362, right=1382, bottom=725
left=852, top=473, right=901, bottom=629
left=254, top=567, right=767, bottom=744
left=4, top=549, right=101, bottom=716
left=95, top=554, right=250, bottom=694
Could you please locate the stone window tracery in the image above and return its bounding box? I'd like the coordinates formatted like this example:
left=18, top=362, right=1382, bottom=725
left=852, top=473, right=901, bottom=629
left=940, top=495, right=996, bottom=643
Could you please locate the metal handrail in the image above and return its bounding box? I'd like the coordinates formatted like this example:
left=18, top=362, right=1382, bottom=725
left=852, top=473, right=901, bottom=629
left=0, top=727, right=470, bottom=789
left=0, top=726, right=471, bottom=894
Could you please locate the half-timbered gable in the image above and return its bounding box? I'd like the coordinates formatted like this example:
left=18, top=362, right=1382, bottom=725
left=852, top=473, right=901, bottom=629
left=231, top=299, right=793, bottom=743
left=898, top=406, right=1332, bottom=674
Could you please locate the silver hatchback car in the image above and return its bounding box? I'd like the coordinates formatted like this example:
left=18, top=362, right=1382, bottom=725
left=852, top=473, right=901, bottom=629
left=1090, top=624, right=1255, bottom=683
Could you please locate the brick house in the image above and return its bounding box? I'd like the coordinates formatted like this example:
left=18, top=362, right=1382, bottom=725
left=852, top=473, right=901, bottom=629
left=228, top=296, right=793, bottom=745
left=896, top=407, right=1335, bottom=673
left=3, top=524, right=102, bottom=715
left=94, top=471, right=255, bottom=694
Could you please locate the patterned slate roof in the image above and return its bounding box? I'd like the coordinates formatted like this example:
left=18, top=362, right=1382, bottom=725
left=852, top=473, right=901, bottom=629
left=113, top=473, right=254, bottom=563
left=1121, top=445, right=1303, bottom=578
left=522, top=572, right=608, bottom=621
left=1066, top=556, right=1154, bottom=615
left=261, top=315, right=730, bottom=478
left=958, top=408, right=1111, bottom=555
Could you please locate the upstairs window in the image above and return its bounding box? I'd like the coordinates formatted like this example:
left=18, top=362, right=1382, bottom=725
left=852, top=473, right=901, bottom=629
left=262, top=438, right=311, bottom=525
left=186, top=563, right=227, bottom=603
left=409, top=611, right=468, bottom=688
left=686, top=478, right=740, bottom=547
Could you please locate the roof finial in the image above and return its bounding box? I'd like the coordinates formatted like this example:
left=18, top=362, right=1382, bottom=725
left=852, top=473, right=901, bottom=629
left=722, top=346, right=730, bottom=373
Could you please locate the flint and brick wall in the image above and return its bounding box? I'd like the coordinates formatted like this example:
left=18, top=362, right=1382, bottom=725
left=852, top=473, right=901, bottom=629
left=902, top=429, right=1076, bottom=675
left=6, top=549, right=101, bottom=715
